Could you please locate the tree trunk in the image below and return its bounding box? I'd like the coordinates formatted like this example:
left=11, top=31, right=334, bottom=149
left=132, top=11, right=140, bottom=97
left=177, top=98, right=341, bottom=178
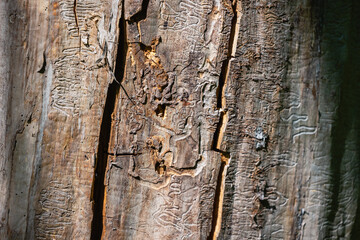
left=1, top=0, right=360, bottom=239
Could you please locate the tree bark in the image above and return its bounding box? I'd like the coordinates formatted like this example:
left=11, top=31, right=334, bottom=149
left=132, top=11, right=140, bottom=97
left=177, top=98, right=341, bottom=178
left=1, top=0, right=360, bottom=239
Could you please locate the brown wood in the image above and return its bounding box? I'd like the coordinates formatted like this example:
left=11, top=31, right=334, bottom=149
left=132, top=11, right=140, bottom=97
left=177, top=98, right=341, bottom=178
left=1, top=0, right=360, bottom=239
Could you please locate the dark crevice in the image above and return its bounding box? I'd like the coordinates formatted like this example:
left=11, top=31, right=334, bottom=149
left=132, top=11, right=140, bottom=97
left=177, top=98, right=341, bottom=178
left=216, top=62, right=229, bottom=109
left=128, top=0, right=150, bottom=23
left=216, top=1, right=238, bottom=109
left=73, top=0, right=79, bottom=32
left=259, top=199, right=276, bottom=210
left=73, top=0, right=81, bottom=50
left=139, top=42, right=152, bottom=51
left=155, top=104, right=166, bottom=117
left=212, top=0, right=239, bottom=151
left=90, top=1, right=127, bottom=239
left=208, top=161, right=226, bottom=240
left=208, top=3, right=238, bottom=239
left=211, top=111, right=225, bottom=151
left=73, top=0, right=80, bottom=28
left=208, top=153, right=230, bottom=240
left=90, top=82, right=118, bottom=240
left=37, top=52, right=46, bottom=74
left=155, top=161, right=166, bottom=175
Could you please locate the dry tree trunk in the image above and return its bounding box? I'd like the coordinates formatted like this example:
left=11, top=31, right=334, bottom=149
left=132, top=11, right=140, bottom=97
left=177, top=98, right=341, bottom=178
left=1, top=0, right=360, bottom=239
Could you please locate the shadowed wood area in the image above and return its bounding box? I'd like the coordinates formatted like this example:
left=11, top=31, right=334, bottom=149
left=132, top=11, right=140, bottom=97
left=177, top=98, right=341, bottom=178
left=1, top=0, right=359, bottom=239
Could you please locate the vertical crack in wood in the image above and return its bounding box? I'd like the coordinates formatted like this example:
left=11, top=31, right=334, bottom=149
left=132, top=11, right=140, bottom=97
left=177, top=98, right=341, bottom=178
left=208, top=153, right=230, bottom=240
left=73, top=0, right=81, bottom=52
left=128, top=0, right=149, bottom=23
left=90, top=1, right=127, bottom=239
left=209, top=1, right=240, bottom=239
left=215, top=0, right=240, bottom=110
left=73, top=0, right=79, bottom=33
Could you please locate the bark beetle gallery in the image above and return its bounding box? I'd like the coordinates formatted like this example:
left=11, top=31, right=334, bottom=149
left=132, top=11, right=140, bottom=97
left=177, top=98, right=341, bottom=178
left=0, top=0, right=359, bottom=239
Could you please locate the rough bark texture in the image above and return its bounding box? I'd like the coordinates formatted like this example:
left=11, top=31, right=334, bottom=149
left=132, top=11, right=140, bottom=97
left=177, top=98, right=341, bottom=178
left=1, top=0, right=360, bottom=239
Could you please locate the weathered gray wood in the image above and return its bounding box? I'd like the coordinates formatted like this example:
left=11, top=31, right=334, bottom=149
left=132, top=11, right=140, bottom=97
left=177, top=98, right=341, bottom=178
left=3, top=0, right=121, bottom=239
left=0, top=1, right=11, bottom=238
left=1, top=0, right=360, bottom=239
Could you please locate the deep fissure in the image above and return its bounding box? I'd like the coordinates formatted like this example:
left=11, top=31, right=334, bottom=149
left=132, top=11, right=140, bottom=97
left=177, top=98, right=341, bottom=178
left=209, top=2, right=239, bottom=239
left=90, top=2, right=127, bottom=239
left=208, top=153, right=230, bottom=240
left=128, top=0, right=150, bottom=23
left=211, top=111, right=226, bottom=151
left=216, top=0, right=239, bottom=109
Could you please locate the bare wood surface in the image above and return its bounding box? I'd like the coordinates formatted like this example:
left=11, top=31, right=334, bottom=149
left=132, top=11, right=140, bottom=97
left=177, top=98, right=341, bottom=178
left=1, top=0, right=360, bottom=239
